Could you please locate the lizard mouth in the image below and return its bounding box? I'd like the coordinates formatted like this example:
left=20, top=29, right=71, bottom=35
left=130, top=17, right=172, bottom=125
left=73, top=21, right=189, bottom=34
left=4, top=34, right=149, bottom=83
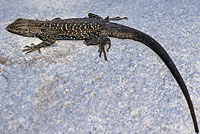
left=5, top=23, right=23, bottom=35
left=5, top=24, right=17, bottom=34
left=5, top=25, right=11, bottom=31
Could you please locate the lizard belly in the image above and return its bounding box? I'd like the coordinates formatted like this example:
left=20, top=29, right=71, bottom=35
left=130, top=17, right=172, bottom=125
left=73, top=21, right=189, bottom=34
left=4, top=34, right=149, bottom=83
left=54, top=35, right=80, bottom=40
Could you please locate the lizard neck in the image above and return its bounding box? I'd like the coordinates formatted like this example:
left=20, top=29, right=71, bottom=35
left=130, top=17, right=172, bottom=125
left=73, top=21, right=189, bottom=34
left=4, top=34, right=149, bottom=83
left=26, top=19, right=46, bottom=37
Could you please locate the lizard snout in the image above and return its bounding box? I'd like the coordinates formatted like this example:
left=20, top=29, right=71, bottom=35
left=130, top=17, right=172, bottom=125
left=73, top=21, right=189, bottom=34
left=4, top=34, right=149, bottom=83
left=5, top=25, right=9, bottom=31
left=5, top=24, right=12, bottom=32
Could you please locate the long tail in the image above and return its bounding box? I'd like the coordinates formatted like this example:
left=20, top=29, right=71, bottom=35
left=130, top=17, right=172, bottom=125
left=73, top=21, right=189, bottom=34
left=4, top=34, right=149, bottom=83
left=109, top=23, right=199, bottom=133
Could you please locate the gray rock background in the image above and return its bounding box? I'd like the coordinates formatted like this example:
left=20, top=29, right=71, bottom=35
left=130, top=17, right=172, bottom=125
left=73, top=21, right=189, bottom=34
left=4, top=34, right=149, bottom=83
left=0, top=0, right=200, bottom=134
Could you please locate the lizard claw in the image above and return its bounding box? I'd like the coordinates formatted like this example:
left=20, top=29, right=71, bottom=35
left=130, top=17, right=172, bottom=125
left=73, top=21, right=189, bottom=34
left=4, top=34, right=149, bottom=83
left=22, top=43, right=41, bottom=54
left=98, top=44, right=108, bottom=61
left=106, top=43, right=111, bottom=52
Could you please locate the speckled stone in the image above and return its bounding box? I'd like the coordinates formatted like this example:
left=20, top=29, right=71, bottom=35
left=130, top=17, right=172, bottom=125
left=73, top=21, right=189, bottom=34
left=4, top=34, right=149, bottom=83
left=0, top=0, right=200, bottom=134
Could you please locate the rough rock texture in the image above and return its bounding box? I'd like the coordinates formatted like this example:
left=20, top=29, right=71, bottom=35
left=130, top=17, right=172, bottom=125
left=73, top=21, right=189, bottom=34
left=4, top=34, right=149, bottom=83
left=0, top=0, right=200, bottom=134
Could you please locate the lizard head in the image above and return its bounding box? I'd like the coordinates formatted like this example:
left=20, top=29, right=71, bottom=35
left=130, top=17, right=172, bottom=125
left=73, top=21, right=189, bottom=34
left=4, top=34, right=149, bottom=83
left=6, top=18, right=43, bottom=37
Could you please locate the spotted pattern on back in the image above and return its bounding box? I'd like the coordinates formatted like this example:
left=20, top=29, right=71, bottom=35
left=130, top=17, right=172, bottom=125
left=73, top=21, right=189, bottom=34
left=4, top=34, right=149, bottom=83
left=42, top=18, right=104, bottom=40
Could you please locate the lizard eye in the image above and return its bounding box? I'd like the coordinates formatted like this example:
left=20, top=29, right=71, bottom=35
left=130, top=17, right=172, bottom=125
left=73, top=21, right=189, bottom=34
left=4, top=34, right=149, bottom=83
left=25, top=29, right=30, bottom=33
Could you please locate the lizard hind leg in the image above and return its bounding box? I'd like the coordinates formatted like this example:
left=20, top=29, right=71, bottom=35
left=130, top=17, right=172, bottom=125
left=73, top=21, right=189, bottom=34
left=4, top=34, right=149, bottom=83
left=88, top=13, right=104, bottom=20
left=84, top=37, right=111, bottom=61
left=105, top=16, right=128, bottom=21
left=88, top=13, right=128, bottom=22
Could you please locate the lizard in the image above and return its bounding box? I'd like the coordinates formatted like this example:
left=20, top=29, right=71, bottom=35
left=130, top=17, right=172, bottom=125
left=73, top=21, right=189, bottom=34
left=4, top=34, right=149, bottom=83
left=5, top=13, right=199, bottom=133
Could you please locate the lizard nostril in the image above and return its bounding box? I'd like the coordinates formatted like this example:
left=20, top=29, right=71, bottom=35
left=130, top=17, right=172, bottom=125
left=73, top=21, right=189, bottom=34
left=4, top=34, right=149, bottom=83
left=5, top=26, right=9, bottom=31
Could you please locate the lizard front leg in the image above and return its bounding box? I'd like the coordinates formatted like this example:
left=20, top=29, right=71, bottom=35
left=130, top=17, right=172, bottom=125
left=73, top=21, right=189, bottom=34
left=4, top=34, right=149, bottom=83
left=22, top=38, right=55, bottom=54
left=84, top=37, right=111, bottom=61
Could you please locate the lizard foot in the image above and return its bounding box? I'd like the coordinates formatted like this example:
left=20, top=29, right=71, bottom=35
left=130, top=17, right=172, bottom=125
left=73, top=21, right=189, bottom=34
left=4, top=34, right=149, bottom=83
left=105, top=16, right=128, bottom=21
left=84, top=37, right=111, bottom=61
left=22, top=43, right=41, bottom=54
left=98, top=44, right=108, bottom=61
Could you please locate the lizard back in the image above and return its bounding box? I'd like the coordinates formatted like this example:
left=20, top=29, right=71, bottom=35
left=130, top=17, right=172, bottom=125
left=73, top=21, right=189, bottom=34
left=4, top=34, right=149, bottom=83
left=41, top=18, right=108, bottom=40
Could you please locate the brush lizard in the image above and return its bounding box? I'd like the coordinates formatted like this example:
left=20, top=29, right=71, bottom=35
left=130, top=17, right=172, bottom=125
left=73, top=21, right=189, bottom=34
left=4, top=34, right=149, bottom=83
left=5, top=13, right=199, bottom=133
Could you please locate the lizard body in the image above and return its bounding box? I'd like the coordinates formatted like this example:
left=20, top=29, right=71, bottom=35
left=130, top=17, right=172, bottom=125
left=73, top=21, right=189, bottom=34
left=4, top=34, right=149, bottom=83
left=6, top=13, right=199, bottom=133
